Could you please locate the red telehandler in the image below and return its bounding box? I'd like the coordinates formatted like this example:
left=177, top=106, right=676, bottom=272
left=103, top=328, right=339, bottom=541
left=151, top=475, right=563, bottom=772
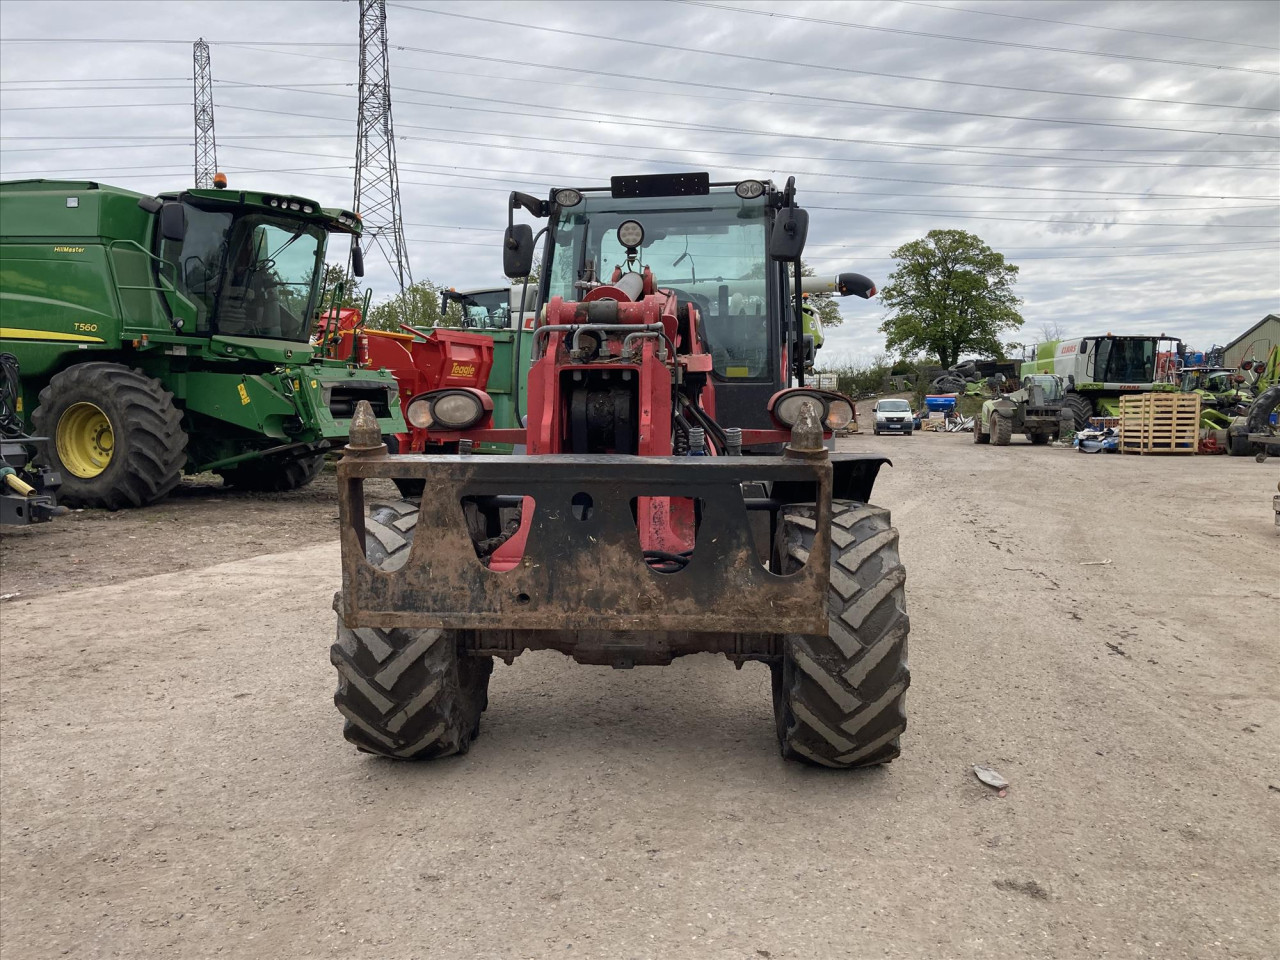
left=330, top=173, right=910, bottom=768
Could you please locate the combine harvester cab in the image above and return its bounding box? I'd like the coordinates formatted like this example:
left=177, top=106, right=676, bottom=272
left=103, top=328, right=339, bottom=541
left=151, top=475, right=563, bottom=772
left=332, top=174, right=911, bottom=768
left=0, top=178, right=404, bottom=509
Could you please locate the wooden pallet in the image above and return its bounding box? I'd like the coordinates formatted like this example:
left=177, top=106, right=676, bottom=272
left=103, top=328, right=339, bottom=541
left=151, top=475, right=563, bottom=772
left=1118, top=393, right=1201, bottom=454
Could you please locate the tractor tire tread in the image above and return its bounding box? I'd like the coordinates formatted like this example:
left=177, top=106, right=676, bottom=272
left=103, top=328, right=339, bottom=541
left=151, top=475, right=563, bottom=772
left=331, top=498, right=493, bottom=760
left=773, top=501, right=910, bottom=769
left=1061, top=393, right=1094, bottom=431
left=992, top=414, right=1013, bottom=446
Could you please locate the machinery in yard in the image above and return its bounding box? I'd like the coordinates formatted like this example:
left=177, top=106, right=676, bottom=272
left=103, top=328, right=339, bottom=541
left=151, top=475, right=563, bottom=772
left=316, top=305, right=501, bottom=494
left=1178, top=365, right=1253, bottom=415
left=1227, top=344, right=1280, bottom=461
left=0, top=353, right=64, bottom=526
left=330, top=173, right=910, bottom=769
left=1021, top=334, right=1183, bottom=428
left=0, top=178, right=404, bottom=509
left=974, top=374, right=1074, bottom=446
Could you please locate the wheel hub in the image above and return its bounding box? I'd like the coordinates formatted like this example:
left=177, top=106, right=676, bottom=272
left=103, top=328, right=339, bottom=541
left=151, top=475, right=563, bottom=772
left=57, top=401, right=114, bottom=478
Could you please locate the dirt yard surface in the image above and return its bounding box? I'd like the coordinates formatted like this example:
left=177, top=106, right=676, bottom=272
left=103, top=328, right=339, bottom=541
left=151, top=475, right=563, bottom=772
left=2, top=435, right=1277, bottom=959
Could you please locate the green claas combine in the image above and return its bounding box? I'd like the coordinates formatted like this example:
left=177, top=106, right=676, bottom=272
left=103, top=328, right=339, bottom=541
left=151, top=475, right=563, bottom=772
left=0, top=179, right=404, bottom=508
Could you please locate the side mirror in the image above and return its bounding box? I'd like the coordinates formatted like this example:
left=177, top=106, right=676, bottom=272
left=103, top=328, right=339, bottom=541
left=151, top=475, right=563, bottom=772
left=835, top=272, right=877, bottom=299
left=159, top=201, right=187, bottom=243
left=350, top=242, right=365, bottom=278
left=503, top=224, right=535, bottom=279
left=768, top=207, right=808, bottom=262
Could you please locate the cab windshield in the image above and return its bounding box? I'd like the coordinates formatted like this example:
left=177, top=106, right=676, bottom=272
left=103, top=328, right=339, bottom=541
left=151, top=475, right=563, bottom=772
left=546, top=190, right=772, bottom=379
left=163, top=204, right=326, bottom=342
left=1093, top=338, right=1157, bottom=384
left=456, top=289, right=511, bottom=329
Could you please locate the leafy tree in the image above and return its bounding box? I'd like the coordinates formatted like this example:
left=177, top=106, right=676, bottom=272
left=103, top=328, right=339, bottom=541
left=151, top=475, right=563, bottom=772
left=318, top=263, right=363, bottom=312
left=364, top=278, right=463, bottom=332
left=878, top=230, right=1023, bottom=369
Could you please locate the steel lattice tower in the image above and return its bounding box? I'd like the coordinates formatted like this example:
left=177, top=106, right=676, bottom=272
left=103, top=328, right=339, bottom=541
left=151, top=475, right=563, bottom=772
left=352, top=0, right=412, bottom=291
left=192, top=38, right=218, bottom=188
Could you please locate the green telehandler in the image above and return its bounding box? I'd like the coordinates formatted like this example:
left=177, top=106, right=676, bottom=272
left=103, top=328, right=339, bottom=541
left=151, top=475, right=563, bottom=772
left=974, top=374, right=1073, bottom=446
left=0, top=178, right=405, bottom=509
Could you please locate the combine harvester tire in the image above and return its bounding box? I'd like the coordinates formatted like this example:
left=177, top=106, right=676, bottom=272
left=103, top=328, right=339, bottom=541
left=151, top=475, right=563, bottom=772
left=31, top=362, right=186, bottom=509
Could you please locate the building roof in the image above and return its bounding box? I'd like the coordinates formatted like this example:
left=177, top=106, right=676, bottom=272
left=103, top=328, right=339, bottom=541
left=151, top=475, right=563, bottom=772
left=1223, top=314, right=1279, bottom=353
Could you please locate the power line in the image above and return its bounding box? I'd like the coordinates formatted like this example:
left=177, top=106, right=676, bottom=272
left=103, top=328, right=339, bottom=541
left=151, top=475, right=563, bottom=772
left=892, top=0, right=1280, bottom=52
left=218, top=30, right=1277, bottom=114
left=14, top=147, right=1274, bottom=218
left=0, top=77, right=189, bottom=84
left=207, top=85, right=1278, bottom=170
left=382, top=78, right=1280, bottom=142
left=381, top=49, right=1280, bottom=129
left=386, top=4, right=1280, bottom=111
left=675, top=0, right=1279, bottom=76
left=0, top=38, right=355, bottom=46
left=221, top=139, right=1278, bottom=204
left=210, top=101, right=1279, bottom=200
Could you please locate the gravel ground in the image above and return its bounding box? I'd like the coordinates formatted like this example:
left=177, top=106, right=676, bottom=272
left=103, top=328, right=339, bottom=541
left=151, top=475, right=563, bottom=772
left=1, top=433, right=1277, bottom=959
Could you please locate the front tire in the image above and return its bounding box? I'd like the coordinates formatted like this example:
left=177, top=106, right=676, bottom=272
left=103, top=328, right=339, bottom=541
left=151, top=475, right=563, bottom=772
left=331, top=498, right=493, bottom=760
left=1029, top=432, right=1051, bottom=445
left=974, top=417, right=989, bottom=444
left=991, top=414, right=1013, bottom=446
left=31, top=362, right=187, bottom=509
left=771, top=502, right=910, bottom=768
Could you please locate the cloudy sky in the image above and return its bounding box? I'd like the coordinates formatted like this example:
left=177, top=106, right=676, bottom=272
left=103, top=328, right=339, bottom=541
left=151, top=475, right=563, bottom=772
left=1, top=0, right=1277, bottom=362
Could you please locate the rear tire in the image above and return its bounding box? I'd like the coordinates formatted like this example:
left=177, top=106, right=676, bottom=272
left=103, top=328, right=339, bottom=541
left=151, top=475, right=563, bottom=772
left=974, top=417, right=989, bottom=444
left=1029, top=432, right=1051, bottom=445
left=384, top=435, right=426, bottom=499
left=31, top=362, right=187, bottom=509
left=217, top=453, right=324, bottom=492
left=1061, top=392, right=1094, bottom=430
left=992, top=414, right=1013, bottom=446
left=331, top=498, right=493, bottom=760
left=771, top=501, right=910, bottom=768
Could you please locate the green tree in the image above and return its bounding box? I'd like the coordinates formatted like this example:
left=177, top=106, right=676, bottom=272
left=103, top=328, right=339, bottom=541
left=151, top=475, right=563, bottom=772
left=878, top=230, right=1022, bottom=369
left=364, top=278, right=463, bottom=332
left=318, top=263, right=363, bottom=312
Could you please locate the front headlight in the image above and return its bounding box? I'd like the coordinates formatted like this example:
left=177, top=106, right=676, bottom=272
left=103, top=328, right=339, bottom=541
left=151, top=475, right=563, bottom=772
left=430, top=391, right=485, bottom=429
left=824, top=399, right=854, bottom=430
left=775, top=391, right=825, bottom=426
left=406, top=398, right=434, bottom=429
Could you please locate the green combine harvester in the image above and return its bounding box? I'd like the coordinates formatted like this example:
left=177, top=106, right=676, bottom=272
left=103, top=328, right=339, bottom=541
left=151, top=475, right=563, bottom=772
left=0, top=179, right=405, bottom=509
left=1021, top=334, right=1183, bottom=428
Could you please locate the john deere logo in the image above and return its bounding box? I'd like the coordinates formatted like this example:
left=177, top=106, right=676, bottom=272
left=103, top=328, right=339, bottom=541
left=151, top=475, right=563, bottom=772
left=450, top=362, right=476, bottom=378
